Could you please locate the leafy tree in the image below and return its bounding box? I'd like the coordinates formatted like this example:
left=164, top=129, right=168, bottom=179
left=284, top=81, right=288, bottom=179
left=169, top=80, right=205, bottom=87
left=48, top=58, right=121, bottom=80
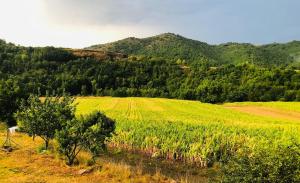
left=32, top=47, right=75, bottom=62
left=0, top=78, right=27, bottom=127
left=17, top=95, right=75, bottom=149
left=56, top=111, right=115, bottom=165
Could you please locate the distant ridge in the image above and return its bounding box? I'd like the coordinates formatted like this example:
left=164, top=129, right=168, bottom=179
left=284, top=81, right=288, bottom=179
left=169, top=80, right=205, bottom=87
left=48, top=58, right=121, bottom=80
left=88, top=33, right=300, bottom=66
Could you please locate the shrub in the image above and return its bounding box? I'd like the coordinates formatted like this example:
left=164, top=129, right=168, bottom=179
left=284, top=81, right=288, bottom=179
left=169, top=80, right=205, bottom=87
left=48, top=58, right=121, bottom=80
left=221, top=141, right=300, bottom=183
left=56, top=111, right=115, bottom=165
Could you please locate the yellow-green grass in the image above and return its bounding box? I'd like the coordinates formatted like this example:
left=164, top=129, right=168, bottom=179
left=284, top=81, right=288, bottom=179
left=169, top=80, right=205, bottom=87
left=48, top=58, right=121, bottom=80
left=75, top=97, right=300, bottom=166
left=0, top=123, right=6, bottom=131
left=0, top=131, right=172, bottom=183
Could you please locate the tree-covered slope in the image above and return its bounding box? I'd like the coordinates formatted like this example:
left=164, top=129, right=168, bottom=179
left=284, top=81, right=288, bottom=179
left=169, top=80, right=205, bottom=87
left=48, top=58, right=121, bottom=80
left=216, top=43, right=292, bottom=66
left=262, top=41, right=300, bottom=67
left=1, top=38, right=300, bottom=103
left=89, top=33, right=219, bottom=64
left=89, top=33, right=300, bottom=66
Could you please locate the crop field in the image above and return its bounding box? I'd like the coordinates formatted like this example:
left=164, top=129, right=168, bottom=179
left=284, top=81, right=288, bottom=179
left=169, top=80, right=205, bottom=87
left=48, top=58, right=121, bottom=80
left=76, top=97, right=300, bottom=167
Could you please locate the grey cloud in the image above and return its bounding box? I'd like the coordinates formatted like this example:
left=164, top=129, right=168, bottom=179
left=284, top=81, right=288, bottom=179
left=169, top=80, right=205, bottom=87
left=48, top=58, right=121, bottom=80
left=43, top=0, right=202, bottom=25
left=42, top=0, right=300, bottom=44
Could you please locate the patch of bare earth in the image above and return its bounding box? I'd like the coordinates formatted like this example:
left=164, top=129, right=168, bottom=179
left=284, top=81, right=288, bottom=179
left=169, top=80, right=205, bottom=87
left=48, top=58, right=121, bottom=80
left=224, top=106, right=300, bottom=121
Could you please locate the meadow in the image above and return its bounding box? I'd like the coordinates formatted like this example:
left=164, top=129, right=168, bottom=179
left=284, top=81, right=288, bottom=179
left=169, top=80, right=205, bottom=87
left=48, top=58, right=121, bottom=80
left=76, top=97, right=300, bottom=167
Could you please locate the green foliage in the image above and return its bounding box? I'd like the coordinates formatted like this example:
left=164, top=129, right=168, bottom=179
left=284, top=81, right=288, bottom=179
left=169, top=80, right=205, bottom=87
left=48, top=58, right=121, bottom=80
left=217, top=43, right=293, bottom=66
left=17, top=95, right=75, bottom=149
left=0, top=78, right=27, bottom=127
left=56, top=111, right=115, bottom=165
left=32, top=47, right=75, bottom=62
left=89, top=33, right=219, bottom=65
left=79, top=111, right=116, bottom=157
left=0, top=36, right=300, bottom=104
left=221, top=141, right=300, bottom=183
left=89, top=33, right=300, bottom=66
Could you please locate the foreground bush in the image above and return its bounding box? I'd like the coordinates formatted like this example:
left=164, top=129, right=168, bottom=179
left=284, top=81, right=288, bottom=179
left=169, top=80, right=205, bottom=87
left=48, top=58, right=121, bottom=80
left=221, top=140, right=300, bottom=183
left=56, top=111, right=115, bottom=165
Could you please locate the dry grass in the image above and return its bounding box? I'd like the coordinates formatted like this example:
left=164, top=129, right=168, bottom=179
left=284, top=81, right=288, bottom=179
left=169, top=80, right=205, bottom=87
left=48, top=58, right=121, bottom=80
left=224, top=105, right=300, bottom=121
left=0, top=131, right=173, bottom=183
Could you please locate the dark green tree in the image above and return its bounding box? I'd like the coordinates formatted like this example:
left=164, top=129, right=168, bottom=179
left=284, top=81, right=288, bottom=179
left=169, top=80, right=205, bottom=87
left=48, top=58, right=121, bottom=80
left=0, top=79, right=27, bottom=127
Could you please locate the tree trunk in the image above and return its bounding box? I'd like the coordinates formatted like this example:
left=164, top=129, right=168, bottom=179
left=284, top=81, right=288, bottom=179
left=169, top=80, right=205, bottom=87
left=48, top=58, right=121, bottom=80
left=45, top=139, right=49, bottom=150
left=67, top=155, right=75, bottom=166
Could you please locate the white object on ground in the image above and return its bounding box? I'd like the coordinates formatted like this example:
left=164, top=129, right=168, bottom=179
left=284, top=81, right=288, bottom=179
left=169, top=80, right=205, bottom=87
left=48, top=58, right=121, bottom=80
left=8, top=126, right=19, bottom=134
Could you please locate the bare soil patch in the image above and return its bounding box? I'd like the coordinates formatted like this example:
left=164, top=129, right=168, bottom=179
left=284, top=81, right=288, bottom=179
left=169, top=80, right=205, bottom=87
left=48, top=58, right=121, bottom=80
left=225, top=106, right=300, bottom=121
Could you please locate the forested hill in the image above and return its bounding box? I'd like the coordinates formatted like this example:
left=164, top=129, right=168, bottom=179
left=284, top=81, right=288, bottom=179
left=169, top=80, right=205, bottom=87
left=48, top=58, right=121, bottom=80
left=89, top=33, right=300, bottom=67
left=1, top=37, right=300, bottom=103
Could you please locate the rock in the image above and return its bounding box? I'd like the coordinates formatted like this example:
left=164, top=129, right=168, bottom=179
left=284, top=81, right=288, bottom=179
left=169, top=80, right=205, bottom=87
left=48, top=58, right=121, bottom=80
left=151, top=152, right=160, bottom=158
left=78, top=167, right=94, bottom=175
left=2, top=146, right=13, bottom=152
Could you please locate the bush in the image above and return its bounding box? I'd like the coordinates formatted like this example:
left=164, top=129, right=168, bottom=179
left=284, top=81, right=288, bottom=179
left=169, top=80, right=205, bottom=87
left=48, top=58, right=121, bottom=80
left=221, top=141, right=300, bottom=183
left=56, top=111, right=115, bottom=165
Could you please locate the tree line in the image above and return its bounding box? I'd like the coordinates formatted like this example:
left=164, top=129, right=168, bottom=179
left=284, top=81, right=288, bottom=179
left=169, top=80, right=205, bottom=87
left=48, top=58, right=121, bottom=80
left=1, top=39, right=300, bottom=104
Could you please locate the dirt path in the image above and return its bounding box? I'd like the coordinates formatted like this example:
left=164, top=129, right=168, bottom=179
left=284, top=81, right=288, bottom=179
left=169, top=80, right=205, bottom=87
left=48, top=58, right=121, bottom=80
left=224, top=106, right=300, bottom=121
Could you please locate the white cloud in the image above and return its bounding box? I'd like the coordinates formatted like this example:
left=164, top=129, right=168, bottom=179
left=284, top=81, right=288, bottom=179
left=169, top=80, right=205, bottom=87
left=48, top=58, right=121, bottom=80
left=0, top=0, right=163, bottom=48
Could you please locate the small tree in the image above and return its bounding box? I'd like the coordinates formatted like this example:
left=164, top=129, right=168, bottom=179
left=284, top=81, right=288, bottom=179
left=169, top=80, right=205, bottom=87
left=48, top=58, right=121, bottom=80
left=17, top=95, right=75, bottom=149
left=0, top=79, right=27, bottom=127
left=56, top=111, right=115, bottom=165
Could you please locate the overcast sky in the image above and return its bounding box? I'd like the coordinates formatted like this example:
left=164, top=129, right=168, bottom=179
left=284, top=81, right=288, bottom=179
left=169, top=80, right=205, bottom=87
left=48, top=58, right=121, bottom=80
left=0, top=0, right=299, bottom=48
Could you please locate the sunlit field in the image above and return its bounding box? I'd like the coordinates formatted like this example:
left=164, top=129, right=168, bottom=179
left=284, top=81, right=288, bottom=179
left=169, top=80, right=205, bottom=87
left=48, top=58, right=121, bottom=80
left=76, top=97, right=300, bottom=126
left=76, top=97, right=300, bottom=166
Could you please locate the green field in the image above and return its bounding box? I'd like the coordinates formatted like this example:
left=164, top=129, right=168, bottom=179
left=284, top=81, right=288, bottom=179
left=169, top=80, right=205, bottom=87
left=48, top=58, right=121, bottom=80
left=75, top=97, right=300, bottom=166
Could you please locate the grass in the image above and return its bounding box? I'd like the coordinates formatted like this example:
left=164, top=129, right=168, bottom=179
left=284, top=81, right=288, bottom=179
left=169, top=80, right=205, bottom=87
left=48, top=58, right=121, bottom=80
left=0, top=131, right=172, bottom=183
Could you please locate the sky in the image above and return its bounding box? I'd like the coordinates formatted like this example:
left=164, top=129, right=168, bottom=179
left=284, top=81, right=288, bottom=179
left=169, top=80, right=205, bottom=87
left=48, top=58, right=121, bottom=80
left=0, top=0, right=299, bottom=48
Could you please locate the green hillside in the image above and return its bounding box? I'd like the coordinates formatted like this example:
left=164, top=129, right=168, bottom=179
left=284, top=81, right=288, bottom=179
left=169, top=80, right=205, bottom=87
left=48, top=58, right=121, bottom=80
left=89, top=33, right=219, bottom=64
left=262, top=41, right=300, bottom=67
left=89, top=33, right=300, bottom=66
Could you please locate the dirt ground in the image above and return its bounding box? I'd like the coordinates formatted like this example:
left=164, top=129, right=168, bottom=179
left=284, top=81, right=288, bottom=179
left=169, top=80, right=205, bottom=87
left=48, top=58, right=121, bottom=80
left=224, top=106, right=300, bottom=121
left=0, top=132, right=172, bottom=183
